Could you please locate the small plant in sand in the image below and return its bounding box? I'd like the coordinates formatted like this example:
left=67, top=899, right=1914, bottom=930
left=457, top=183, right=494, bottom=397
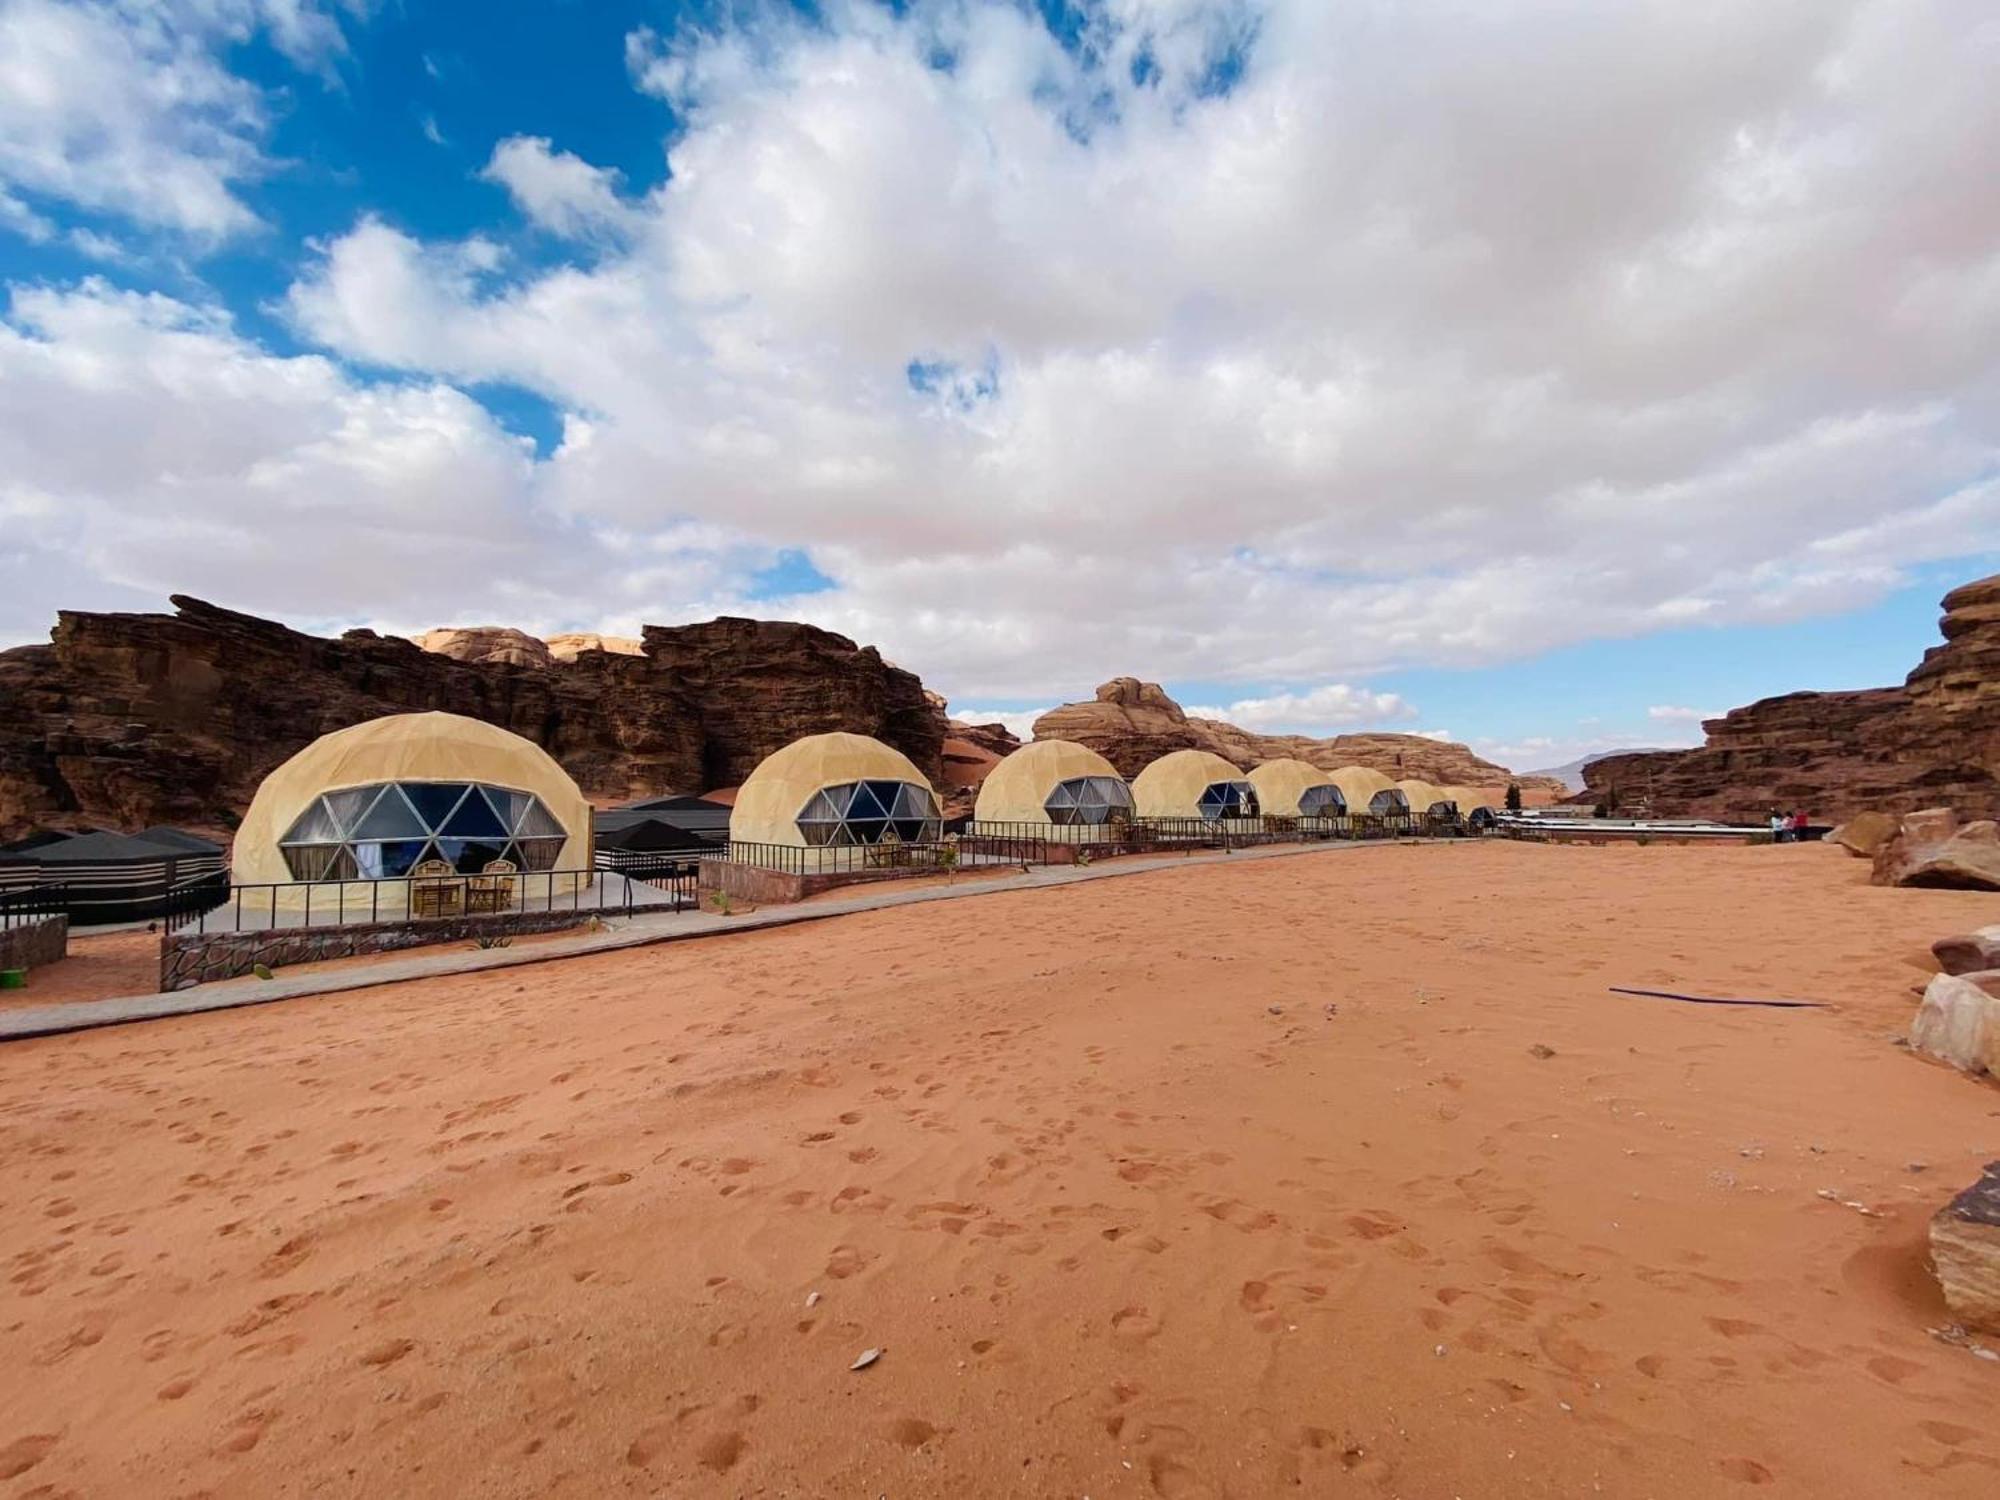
left=1634, top=834, right=1653, bottom=847
left=1075, top=849, right=1092, bottom=868
left=251, top=962, right=276, bottom=981
left=710, top=890, right=733, bottom=916
left=936, top=843, right=959, bottom=882
left=473, top=933, right=513, bottom=950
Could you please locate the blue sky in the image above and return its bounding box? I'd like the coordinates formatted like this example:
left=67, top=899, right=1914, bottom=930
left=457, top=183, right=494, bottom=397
left=1, top=0, right=1995, bottom=772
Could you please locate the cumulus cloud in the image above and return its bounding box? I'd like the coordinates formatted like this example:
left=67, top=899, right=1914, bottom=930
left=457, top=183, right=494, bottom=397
left=0, top=0, right=359, bottom=239
left=480, top=136, right=641, bottom=243
left=948, top=707, right=1051, bottom=742
left=1647, top=705, right=1720, bottom=724
left=7, top=0, right=2000, bottom=728
left=1184, top=684, right=1416, bottom=733
left=264, top=0, right=2000, bottom=701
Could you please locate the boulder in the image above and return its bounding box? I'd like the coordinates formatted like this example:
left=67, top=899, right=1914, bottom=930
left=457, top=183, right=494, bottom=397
left=1876, top=813, right=2000, bottom=890
left=1954, top=970, right=2000, bottom=1000
left=1933, top=927, right=2000, bottom=976
left=1909, top=973, right=2000, bottom=1075
left=1828, top=810, right=1900, bottom=858
left=1578, top=573, right=2000, bottom=823
left=1930, top=1161, right=2000, bottom=1335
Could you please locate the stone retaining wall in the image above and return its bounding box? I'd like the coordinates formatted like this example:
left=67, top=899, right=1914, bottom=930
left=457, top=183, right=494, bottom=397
left=0, top=915, right=68, bottom=974
left=696, top=859, right=954, bottom=907
left=161, top=910, right=591, bottom=992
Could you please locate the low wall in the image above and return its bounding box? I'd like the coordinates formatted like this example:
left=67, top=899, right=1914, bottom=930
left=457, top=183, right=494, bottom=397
left=160, top=909, right=591, bottom=992
left=698, top=859, right=963, bottom=907
left=0, top=915, right=68, bottom=973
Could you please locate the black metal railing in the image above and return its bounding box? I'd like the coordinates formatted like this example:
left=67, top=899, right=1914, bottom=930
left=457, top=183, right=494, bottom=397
left=0, top=882, right=68, bottom=931
left=164, top=866, right=695, bottom=937
left=722, top=838, right=1037, bottom=878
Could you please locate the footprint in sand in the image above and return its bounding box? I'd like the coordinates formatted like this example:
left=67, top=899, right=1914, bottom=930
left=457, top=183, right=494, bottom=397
left=1718, top=1457, right=1774, bottom=1485
left=0, top=1434, right=60, bottom=1481
left=885, top=1417, right=939, bottom=1450
left=1111, top=1304, right=1163, bottom=1341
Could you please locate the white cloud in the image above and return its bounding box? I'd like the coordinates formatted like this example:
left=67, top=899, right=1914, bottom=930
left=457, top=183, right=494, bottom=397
left=262, top=0, right=2000, bottom=702
left=1184, top=684, right=1416, bottom=733
left=0, top=0, right=360, bottom=240
left=1647, top=704, right=1720, bottom=724
left=479, top=135, right=641, bottom=243
left=7, top=0, right=2000, bottom=736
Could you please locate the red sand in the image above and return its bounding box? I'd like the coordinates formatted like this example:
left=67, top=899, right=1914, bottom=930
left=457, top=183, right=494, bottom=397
left=1, top=841, right=1996, bottom=1497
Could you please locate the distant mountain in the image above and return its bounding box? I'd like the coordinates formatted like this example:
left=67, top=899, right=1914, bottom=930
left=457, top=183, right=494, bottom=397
left=1523, top=750, right=1675, bottom=794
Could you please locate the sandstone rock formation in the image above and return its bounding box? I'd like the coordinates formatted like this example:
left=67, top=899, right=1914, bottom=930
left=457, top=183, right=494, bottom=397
left=1030, top=678, right=1562, bottom=795
left=0, top=598, right=945, bottom=841
left=1911, top=973, right=2000, bottom=1076
left=1930, top=1162, right=2000, bottom=1336
left=412, top=626, right=553, bottom=669
left=1872, top=809, right=2000, bottom=890
left=1828, top=811, right=1900, bottom=858
left=1582, top=574, right=2000, bottom=822
left=545, top=633, right=643, bottom=662
left=1933, top=927, right=2000, bottom=977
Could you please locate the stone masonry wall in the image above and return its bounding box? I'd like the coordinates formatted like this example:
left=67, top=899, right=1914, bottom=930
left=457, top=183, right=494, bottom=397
left=0, top=915, right=68, bottom=973
left=160, top=910, right=590, bottom=991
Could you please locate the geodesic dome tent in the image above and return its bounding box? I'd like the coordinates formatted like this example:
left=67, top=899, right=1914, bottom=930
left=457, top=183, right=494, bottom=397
left=729, top=732, right=941, bottom=848
left=1246, top=758, right=1346, bottom=819
left=974, top=740, right=1133, bottom=834
left=1131, top=749, right=1259, bottom=821
left=1396, top=779, right=1458, bottom=818
left=233, top=712, right=593, bottom=892
left=1326, top=765, right=1406, bottom=818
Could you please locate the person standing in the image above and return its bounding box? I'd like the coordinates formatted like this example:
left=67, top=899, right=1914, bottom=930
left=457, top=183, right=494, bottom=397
left=1769, top=809, right=1786, bottom=843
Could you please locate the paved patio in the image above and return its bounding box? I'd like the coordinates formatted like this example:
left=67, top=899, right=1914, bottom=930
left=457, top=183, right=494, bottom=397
left=0, top=836, right=1453, bottom=1041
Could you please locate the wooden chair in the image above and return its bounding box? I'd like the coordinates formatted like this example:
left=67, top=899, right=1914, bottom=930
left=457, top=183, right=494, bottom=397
left=467, top=858, right=517, bottom=915
left=410, top=858, right=462, bottom=919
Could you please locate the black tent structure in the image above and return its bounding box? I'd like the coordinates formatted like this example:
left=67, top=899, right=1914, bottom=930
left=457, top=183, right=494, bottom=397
left=592, top=808, right=717, bottom=881
left=0, top=828, right=228, bottom=926
left=610, top=795, right=732, bottom=845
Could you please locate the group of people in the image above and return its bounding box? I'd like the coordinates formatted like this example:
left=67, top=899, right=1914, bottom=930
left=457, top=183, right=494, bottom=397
left=1768, top=809, right=1811, bottom=842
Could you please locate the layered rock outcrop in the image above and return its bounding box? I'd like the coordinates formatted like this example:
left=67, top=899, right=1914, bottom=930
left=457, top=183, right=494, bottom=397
left=1582, top=575, right=2000, bottom=821
left=412, top=627, right=553, bottom=669
left=1930, top=1163, right=2000, bottom=1335
left=1030, top=678, right=1562, bottom=795
left=0, top=598, right=945, bottom=840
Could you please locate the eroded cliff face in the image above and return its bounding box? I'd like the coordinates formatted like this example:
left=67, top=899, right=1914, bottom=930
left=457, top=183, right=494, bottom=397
left=0, top=598, right=946, bottom=839
left=1030, top=677, right=1561, bottom=794
left=1581, top=575, right=2000, bottom=821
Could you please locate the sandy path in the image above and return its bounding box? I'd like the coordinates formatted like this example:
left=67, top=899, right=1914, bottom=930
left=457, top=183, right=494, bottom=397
left=0, top=841, right=1995, bottom=1498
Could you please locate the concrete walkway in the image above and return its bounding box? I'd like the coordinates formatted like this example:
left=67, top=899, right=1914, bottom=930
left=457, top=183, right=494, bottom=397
left=0, top=836, right=1461, bottom=1041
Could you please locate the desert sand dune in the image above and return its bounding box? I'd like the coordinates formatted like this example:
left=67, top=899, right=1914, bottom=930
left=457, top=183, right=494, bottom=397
left=1, top=841, right=1995, bottom=1497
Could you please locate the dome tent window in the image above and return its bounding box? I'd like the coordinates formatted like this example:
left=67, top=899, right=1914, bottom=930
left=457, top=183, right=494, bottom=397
left=794, top=780, right=942, bottom=847
left=1196, top=782, right=1259, bottom=820
left=1043, top=776, right=1134, bottom=827
left=278, top=781, right=568, bottom=880
left=1297, top=784, right=1346, bottom=818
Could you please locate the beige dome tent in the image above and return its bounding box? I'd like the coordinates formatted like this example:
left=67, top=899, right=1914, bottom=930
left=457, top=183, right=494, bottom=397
left=1397, top=779, right=1458, bottom=818
left=1131, top=749, right=1258, bottom=823
left=1445, top=785, right=1497, bottom=812
left=234, top=711, right=593, bottom=902
left=1328, top=765, right=1407, bottom=818
left=730, top=732, right=940, bottom=849
left=1247, top=758, right=1346, bottom=819
left=975, top=740, right=1132, bottom=839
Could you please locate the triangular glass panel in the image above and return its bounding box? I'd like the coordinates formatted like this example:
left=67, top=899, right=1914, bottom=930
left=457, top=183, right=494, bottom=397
left=403, top=783, right=469, bottom=830
left=514, top=837, right=563, bottom=871
left=281, top=797, right=342, bottom=845
left=352, top=785, right=427, bottom=840
left=323, top=785, right=379, bottom=837
left=441, top=790, right=508, bottom=838
left=516, top=798, right=565, bottom=839
left=375, top=838, right=435, bottom=877
left=844, top=784, right=887, bottom=821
